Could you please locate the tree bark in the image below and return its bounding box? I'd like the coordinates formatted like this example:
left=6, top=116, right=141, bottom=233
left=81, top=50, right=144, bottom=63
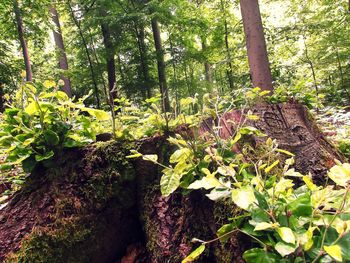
left=151, top=18, right=170, bottom=112
left=134, top=22, right=152, bottom=99
left=50, top=5, right=72, bottom=97
left=240, top=0, right=273, bottom=91
left=100, top=10, right=117, bottom=100
left=13, top=0, right=32, bottom=82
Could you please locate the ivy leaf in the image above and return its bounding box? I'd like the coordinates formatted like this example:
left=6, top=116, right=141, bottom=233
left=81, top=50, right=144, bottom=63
left=324, top=245, right=342, bottom=262
left=243, top=248, right=280, bottom=263
left=275, top=242, right=297, bottom=257
left=277, top=227, right=295, bottom=244
left=182, top=244, right=205, bottom=263
left=231, top=186, right=257, bottom=211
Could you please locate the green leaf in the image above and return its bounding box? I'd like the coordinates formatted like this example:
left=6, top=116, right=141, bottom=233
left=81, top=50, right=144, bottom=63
left=303, top=176, right=317, bottom=191
left=217, top=223, right=236, bottom=243
left=44, top=130, right=60, bottom=146
left=277, top=227, right=295, bottom=244
left=187, top=177, right=221, bottom=190
left=288, top=193, right=312, bottom=217
left=231, top=186, right=257, bottom=211
left=84, top=108, right=110, bottom=121
left=35, top=151, right=54, bottom=162
left=170, top=148, right=192, bottom=163
left=142, top=154, right=158, bottom=163
left=243, top=248, right=280, bottom=263
left=254, top=190, right=269, bottom=210
left=275, top=242, right=297, bottom=257
left=265, top=160, right=280, bottom=174
left=24, top=101, right=38, bottom=115
left=160, top=168, right=182, bottom=197
left=324, top=245, right=342, bottom=262
left=126, top=150, right=142, bottom=159
left=327, top=163, right=350, bottom=187
left=254, top=222, right=278, bottom=231
left=22, top=155, right=37, bottom=172
left=182, top=244, right=205, bottom=263
left=276, top=149, right=295, bottom=156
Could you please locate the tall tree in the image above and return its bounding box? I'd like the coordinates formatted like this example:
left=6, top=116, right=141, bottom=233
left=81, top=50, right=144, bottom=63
left=50, top=4, right=72, bottom=97
left=240, top=0, right=273, bottom=91
left=13, top=0, right=32, bottom=81
left=151, top=17, right=170, bottom=112
left=100, top=8, right=117, bottom=100
left=220, top=0, right=234, bottom=90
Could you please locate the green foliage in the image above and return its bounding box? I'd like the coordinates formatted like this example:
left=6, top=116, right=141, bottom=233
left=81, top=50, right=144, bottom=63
left=136, top=105, right=350, bottom=262
left=0, top=81, right=110, bottom=176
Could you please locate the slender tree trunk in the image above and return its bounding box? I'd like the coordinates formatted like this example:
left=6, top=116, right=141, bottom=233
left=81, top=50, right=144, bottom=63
left=240, top=0, right=273, bottom=91
left=303, top=36, right=319, bottom=97
left=13, top=0, right=32, bottom=81
left=151, top=18, right=170, bottom=112
left=169, top=36, right=179, bottom=113
left=68, top=1, right=100, bottom=108
left=221, top=0, right=234, bottom=90
left=50, top=5, right=72, bottom=97
left=100, top=10, right=117, bottom=100
left=134, top=22, right=152, bottom=99
left=335, top=47, right=350, bottom=102
left=87, top=29, right=108, bottom=99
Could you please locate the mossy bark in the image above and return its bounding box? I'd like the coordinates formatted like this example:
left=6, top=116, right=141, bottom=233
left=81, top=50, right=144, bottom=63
left=0, top=142, right=142, bottom=262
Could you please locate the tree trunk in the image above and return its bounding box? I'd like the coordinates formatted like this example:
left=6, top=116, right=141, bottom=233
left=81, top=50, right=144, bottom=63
left=221, top=0, right=234, bottom=90
left=67, top=1, right=100, bottom=108
left=100, top=10, right=117, bottom=100
left=13, top=0, right=32, bottom=82
left=151, top=18, right=170, bottom=112
left=302, top=35, right=319, bottom=98
left=134, top=22, right=152, bottom=99
left=335, top=47, right=350, bottom=102
left=50, top=5, right=72, bottom=97
left=240, top=0, right=273, bottom=91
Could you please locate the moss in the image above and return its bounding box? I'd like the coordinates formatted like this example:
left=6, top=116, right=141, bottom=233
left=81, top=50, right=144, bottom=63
left=5, top=218, right=95, bottom=263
